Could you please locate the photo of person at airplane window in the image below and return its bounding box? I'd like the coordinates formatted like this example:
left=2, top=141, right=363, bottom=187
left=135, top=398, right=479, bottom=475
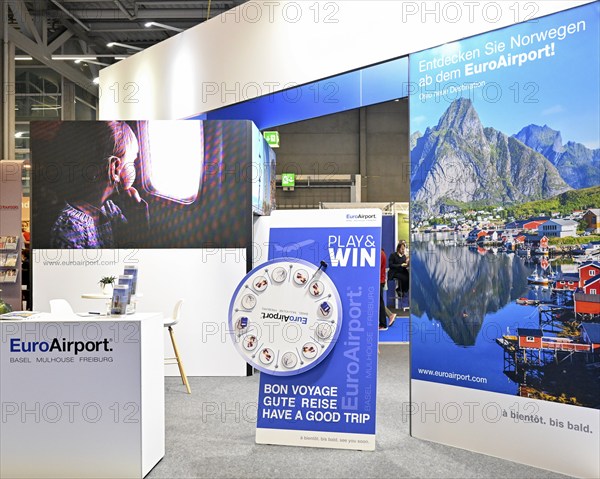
left=388, top=240, right=410, bottom=297
left=48, top=121, right=149, bottom=249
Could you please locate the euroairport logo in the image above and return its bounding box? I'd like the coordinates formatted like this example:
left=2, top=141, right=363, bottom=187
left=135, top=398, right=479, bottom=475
left=9, top=337, right=113, bottom=355
left=261, top=311, right=308, bottom=325
left=345, top=213, right=377, bottom=222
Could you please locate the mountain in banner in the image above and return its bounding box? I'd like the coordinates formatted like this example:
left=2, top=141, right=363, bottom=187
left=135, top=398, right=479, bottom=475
left=513, top=124, right=600, bottom=189
left=410, top=98, right=571, bottom=219
left=410, top=131, right=422, bottom=151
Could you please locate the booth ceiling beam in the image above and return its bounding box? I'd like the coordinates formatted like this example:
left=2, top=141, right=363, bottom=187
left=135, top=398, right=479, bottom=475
left=1, top=1, right=16, bottom=161
left=7, top=0, right=42, bottom=45
left=6, top=1, right=97, bottom=95
left=65, top=8, right=220, bottom=19
left=56, top=16, right=105, bottom=67
left=49, top=0, right=91, bottom=32
left=7, top=26, right=97, bottom=96
left=32, top=0, right=48, bottom=45
left=77, top=39, right=99, bottom=78
left=47, top=29, right=74, bottom=52
left=54, top=6, right=104, bottom=50
left=5, top=1, right=247, bottom=98
left=135, top=1, right=234, bottom=6
left=114, top=0, right=135, bottom=20
left=86, top=22, right=198, bottom=32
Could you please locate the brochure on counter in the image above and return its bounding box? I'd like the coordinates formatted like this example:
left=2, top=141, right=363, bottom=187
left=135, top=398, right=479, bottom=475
left=110, top=284, right=130, bottom=315
left=0, top=311, right=42, bottom=320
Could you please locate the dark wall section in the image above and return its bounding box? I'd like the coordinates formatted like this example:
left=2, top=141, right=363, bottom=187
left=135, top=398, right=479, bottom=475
left=274, top=99, right=409, bottom=208
left=366, top=100, right=410, bottom=202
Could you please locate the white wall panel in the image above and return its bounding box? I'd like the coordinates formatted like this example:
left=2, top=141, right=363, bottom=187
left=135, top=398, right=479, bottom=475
left=32, top=249, right=248, bottom=376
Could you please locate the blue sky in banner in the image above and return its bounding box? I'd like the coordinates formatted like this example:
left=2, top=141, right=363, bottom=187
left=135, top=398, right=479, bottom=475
left=410, top=2, right=600, bottom=149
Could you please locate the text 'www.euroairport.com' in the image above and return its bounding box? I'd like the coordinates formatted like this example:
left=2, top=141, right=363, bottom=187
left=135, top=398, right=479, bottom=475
left=417, top=368, right=488, bottom=384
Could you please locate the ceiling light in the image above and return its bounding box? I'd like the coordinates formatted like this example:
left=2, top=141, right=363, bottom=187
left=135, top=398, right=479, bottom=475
left=52, top=55, right=96, bottom=60
left=93, top=77, right=100, bottom=84
left=107, top=42, right=143, bottom=51
left=144, top=21, right=184, bottom=33
left=76, top=59, right=109, bottom=67
left=15, top=132, right=26, bottom=138
left=16, top=54, right=130, bottom=61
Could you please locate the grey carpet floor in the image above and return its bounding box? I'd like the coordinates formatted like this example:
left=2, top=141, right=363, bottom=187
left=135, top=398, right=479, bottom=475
left=149, top=345, right=570, bottom=479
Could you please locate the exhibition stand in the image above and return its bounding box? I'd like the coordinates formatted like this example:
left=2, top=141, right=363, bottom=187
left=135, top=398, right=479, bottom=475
left=0, top=312, right=165, bottom=479
left=14, top=0, right=593, bottom=477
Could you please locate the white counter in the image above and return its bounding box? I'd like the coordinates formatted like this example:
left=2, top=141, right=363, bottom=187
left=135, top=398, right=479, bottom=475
left=0, top=313, right=165, bottom=479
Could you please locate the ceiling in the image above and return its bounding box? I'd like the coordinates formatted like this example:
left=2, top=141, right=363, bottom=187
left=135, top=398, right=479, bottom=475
left=5, top=0, right=248, bottom=94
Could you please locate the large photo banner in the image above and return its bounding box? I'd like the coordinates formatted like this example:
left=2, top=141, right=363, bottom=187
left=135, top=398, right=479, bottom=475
left=409, top=3, right=599, bottom=477
left=244, top=210, right=381, bottom=450
left=31, top=120, right=257, bottom=249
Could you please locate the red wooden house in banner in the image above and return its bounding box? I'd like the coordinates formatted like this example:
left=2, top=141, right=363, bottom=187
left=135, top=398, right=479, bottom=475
left=553, top=274, right=579, bottom=291
left=517, top=328, right=543, bottom=349
left=515, top=235, right=526, bottom=245
left=583, top=276, right=600, bottom=295
left=574, top=262, right=600, bottom=316
left=578, top=262, right=600, bottom=288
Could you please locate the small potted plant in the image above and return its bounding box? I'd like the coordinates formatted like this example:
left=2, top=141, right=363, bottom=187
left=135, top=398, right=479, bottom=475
left=99, top=276, right=116, bottom=295
left=0, top=289, right=13, bottom=315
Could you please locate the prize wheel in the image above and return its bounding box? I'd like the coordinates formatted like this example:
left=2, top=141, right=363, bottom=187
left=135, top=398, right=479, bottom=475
left=228, top=258, right=343, bottom=376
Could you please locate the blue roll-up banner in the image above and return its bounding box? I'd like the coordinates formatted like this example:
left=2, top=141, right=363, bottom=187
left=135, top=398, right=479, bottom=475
left=230, top=210, right=381, bottom=450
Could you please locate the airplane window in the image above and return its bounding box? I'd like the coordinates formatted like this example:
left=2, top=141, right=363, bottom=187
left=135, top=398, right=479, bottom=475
left=141, top=121, right=203, bottom=204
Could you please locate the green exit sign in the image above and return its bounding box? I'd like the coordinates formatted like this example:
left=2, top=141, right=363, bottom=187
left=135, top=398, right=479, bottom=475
left=282, top=173, right=295, bottom=188
left=263, top=131, right=280, bottom=148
